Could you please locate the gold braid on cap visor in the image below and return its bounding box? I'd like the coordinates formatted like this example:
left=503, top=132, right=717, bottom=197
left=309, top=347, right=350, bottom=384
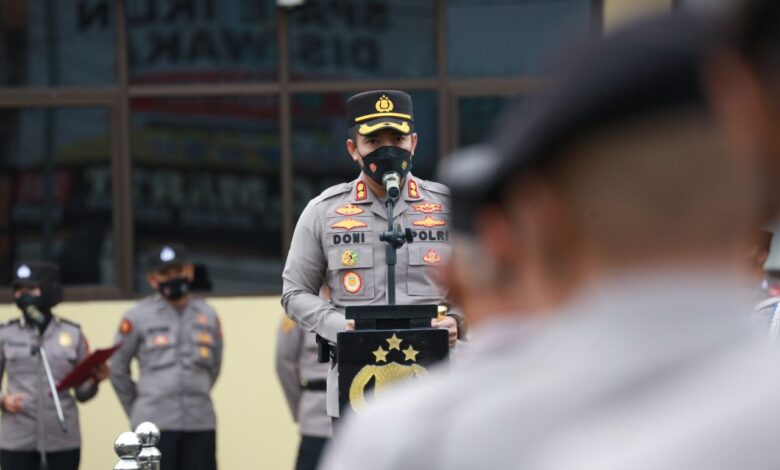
left=358, top=121, right=411, bottom=135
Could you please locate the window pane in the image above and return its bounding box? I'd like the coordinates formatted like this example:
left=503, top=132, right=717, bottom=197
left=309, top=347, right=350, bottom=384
left=0, top=0, right=117, bottom=86
left=457, top=96, right=513, bottom=147
left=448, top=0, right=592, bottom=77
left=291, top=91, right=438, bottom=220
left=130, top=96, right=281, bottom=293
left=289, top=0, right=436, bottom=81
left=127, top=0, right=277, bottom=85
left=676, top=0, right=734, bottom=13
left=0, top=107, right=114, bottom=285
left=457, top=95, right=543, bottom=148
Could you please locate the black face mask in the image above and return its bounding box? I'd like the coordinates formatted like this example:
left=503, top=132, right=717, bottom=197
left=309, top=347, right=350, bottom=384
left=158, top=277, right=190, bottom=301
left=359, top=146, right=412, bottom=186
left=15, top=294, right=51, bottom=332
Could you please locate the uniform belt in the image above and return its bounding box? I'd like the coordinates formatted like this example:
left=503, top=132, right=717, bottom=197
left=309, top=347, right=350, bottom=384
left=301, top=379, right=327, bottom=391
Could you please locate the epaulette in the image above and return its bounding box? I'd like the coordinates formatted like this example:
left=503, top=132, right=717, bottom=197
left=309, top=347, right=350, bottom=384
left=58, top=317, right=81, bottom=329
left=0, top=319, right=20, bottom=328
left=312, top=182, right=351, bottom=205
left=421, top=179, right=451, bottom=196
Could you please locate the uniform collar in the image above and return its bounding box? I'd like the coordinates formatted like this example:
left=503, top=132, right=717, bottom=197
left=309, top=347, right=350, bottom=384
left=154, top=293, right=191, bottom=313
left=403, top=174, right=422, bottom=202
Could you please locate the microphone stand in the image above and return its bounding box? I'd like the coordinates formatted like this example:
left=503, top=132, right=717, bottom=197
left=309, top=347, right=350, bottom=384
left=379, top=190, right=413, bottom=305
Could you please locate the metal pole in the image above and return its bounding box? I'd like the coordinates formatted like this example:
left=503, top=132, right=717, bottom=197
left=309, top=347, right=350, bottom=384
left=39, top=346, right=66, bottom=433
left=385, top=197, right=396, bottom=305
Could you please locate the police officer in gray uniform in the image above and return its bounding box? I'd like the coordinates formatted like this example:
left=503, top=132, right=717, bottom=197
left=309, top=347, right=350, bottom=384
left=282, top=90, right=461, bottom=419
left=275, top=316, right=331, bottom=470
left=110, top=244, right=222, bottom=470
left=0, top=261, right=106, bottom=470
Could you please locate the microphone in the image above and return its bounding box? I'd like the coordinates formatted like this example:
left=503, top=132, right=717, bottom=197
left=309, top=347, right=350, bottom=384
left=382, top=172, right=401, bottom=199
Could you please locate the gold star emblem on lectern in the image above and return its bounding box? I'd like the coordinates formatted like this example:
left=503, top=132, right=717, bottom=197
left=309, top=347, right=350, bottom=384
left=372, top=346, right=389, bottom=363
left=386, top=334, right=403, bottom=351
left=402, top=345, right=419, bottom=362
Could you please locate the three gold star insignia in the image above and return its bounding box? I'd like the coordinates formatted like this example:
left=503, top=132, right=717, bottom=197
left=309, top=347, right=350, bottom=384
left=373, top=335, right=420, bottom=363
left=373, top=346, right=389, bottom=363
left=403, top=345, right=419, bottom=362
left=386, top=334, right=403, bottom=350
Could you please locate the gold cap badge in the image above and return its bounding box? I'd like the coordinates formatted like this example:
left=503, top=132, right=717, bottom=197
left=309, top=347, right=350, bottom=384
left=375, top=94, right=394, bottom=113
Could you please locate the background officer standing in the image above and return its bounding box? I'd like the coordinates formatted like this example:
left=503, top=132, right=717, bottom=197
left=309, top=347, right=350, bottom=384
left=110, top=244, right=223, bottom=470
left=282, top=90, right=461, bottom=419
left=275, top=315, right=331, bottom=470
left=0, top=261, right=107, bottom=470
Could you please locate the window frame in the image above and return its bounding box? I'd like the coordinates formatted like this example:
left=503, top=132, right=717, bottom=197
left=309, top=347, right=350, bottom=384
left=0, top=0, right=602, bottom=300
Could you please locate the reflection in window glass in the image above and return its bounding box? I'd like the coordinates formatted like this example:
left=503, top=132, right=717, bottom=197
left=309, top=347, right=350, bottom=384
left=0, top=108, right=114, bottom=285
left=292, top=92, right=438, bottom=220
left=677, top=0, right=735, bottom=13
left=0, top=0, right=116, bottom=86
left=289, top=0, right=436, bottom=81
left=448, top=0, right=592, bottom=77
left=127, top=0, right=277, bottom=85
left=131, top=96, right=281, bottom=293
left=458, top=96, right=513, bottom=147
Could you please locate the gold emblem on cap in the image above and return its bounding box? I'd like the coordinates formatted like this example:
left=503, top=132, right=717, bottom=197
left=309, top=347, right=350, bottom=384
left=375, top=94, right=394, bottom=113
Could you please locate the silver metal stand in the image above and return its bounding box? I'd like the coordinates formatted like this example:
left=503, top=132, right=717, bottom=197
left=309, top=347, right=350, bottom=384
left=113, top=432, right=142, bottom=470
left=39, top=346, right=66, bottom=433
left=135, top=422, right=162, bottom=470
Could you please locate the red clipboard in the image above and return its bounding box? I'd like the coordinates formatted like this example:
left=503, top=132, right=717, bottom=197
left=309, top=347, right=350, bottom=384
left=56, top=343, right=121, bottom=392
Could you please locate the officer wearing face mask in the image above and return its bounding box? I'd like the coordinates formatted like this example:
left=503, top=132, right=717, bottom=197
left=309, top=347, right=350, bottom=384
left=282, top=90, right=462, bottom=420
left=110, top=244, right=222, bottom=470
left=0, top=261, right=107, bottom=470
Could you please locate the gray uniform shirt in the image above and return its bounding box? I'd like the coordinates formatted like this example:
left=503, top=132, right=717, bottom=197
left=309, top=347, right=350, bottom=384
left=282, top=174, right=454, bottom=416
left=110, top=294, right=223, bottom=431
left=323, top=273, right=780, bottom=470
left=275, top=317, right=331, bottom=438
left=0, top=317, right=98, bottom=451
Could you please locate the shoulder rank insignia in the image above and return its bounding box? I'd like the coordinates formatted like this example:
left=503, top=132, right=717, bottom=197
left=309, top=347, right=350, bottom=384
left=342, top=271, right=363, bottom=294
left=336, top=204, right=364, bottom=216
left=411, top=202, right=443, bottom=214
left=341, top=250, right=359, bottom=267
left=332, top=218, right=368, bottom=231
left=423, top=249, right=442, bottom=265
left=413, top=216, right=446, bottom=228
left=408, top=179, right=420, bottom=199
left=355, top=181, right=367, bottom=201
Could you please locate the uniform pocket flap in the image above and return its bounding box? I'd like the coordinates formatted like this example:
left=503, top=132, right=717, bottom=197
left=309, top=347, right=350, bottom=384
left=328, top=245, right=374, bottom=271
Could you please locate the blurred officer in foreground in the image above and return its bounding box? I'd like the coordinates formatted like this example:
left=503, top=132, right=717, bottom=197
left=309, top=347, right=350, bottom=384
left=710, top=0, right=780, bottom=217
left=110, top=245, right=222, bottom=470
left=282, top=90, right=462, bottom=420
left=322, top=15, right=780, bottom=470
left=275, top=316, right=331, bottom=470
left=0, top=262, right=107, bottom=470
left=435, top=144, right=545, bottom=364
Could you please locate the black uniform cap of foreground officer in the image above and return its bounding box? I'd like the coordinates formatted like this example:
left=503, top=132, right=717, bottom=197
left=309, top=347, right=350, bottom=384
left=442, top=14, right=723, bottom=219
left=347, top=90, right=414, bottom=136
